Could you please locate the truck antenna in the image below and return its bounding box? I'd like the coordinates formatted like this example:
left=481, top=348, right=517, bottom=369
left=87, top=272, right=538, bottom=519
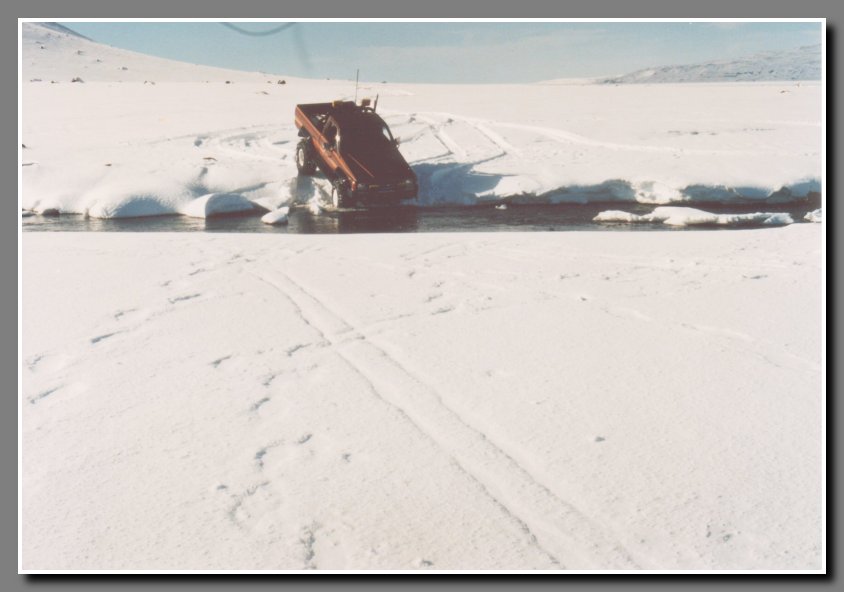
left=354, top=69, right=359, bottom=104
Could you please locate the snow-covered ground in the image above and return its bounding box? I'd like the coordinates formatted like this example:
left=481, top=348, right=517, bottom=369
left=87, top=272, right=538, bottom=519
left=20, top=22, right=825, bottom=572
left=21, top=22, right=822, bottom=217
left=21, top=227, right=824, bottom=571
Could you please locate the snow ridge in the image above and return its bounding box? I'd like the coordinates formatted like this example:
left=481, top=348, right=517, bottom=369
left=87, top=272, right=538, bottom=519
left=32, top=22, right=92, bottom=41
left=601, top=44, right=821, bottom=84
left=21, top=21, right=272, bottom=83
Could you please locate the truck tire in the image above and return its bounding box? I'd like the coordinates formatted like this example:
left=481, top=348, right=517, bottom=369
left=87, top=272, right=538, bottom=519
left=331, top=178, right=350, bottom=209
left=295, top=140, right=317, bottom=176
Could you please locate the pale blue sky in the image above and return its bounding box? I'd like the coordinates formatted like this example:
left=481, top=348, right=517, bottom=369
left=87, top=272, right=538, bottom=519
left=59, top=21, right=822, bottom=83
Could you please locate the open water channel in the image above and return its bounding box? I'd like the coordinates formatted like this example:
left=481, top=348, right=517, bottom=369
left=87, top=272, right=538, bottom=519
left=22, top=200, right=821, bottom=235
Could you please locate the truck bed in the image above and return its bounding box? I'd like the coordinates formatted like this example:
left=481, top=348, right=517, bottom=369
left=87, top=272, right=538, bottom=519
left=294, top=103, right=333, bottom=141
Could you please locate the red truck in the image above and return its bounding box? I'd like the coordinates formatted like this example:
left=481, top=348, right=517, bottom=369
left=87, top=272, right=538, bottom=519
left=294, top=99, right=418, bottom=208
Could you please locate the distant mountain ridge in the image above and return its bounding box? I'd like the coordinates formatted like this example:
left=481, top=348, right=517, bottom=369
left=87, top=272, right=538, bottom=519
left=601, top=44, right=821, bottom=84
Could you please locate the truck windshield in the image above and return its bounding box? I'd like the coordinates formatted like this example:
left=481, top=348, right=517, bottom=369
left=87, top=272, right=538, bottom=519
left=340, top=116, right=394, bottom=150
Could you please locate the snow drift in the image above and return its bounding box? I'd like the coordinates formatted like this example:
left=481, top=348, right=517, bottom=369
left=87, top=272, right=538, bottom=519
left=804, top=208, right=823, bottom=223
left=594, top=206, right=794, bottom=227
left=20, top=22, right=822, bottom=218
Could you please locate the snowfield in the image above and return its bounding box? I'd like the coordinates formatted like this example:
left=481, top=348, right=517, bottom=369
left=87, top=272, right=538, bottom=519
left=19, top=22, right=825, bottom=572
left=22, top=227, right=823, bottom=571
left=21, top=23, right=822, bottom=218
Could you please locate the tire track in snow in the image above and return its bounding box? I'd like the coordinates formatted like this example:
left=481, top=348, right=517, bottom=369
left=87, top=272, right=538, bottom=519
left=208, top=128, right=294, bottom=163
left=252, top=268, right=641, bottom=569
left=415, top=110, right=758, bottom=157
left=433, top=128, right=467, bottom=162
left=412, top=114, right=461, bottom=161
left=473, top=122, right=522, bottom=157
left=414, top=114, right=508, bottom=165
left=497, top=120, right=759, bottom=156
left=250, top=269, right=559, bottom=567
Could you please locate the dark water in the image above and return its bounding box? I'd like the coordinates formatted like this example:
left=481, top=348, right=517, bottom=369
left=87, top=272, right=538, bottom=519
left=22, top=200, right=821, bottom=235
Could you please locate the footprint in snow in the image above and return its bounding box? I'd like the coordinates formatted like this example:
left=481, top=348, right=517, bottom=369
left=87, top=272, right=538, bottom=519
left=254, top=449, right=269, bottom=468
left=90, top=331, right=121, bottom=345
left=249, top=397, right=271, bottom=412
left=254, top=441, right=282, bottom=469
left=25, top=354, right=45, bottom=371
left=28, top=386, right=61, bottom=405
left=168, top=293, right=201, bottom=304
left=286, top=344, right=308, bottom=357
left=113, top=307, right=138, bottom=320
left=26, top=352, right=72, bottom=374
left=210, top=355, right=232, bottom=368
left=27, top=382, right=86, bottom=405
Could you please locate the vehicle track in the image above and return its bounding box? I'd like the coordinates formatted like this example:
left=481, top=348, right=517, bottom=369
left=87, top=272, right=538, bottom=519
left=413, top=113, right=509, bottom=165
left=201, top=125, right=296, bottom=163
left=412, top=110, right=759, bottom=158
left=251, top=266, right=643, bottom=569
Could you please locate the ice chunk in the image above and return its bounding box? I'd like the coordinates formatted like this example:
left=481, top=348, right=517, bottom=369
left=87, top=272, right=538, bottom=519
left=804, top=208, right=822, bottom=223
left=594, top=206, right=793, bottom=227
left=261, top=207, right=290, bottom=225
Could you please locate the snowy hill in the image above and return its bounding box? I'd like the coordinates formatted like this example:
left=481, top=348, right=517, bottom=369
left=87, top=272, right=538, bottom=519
left=21, top=21, right=274, bottom=83
left=601, top=44, right=822, bottom=84
left=34, top=22, right=92, bottom=41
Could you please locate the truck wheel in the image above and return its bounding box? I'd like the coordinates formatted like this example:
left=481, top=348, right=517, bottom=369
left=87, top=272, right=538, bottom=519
left=331, top=179, right=349, bottom=209
left=295, top=140, right=316, bottom=175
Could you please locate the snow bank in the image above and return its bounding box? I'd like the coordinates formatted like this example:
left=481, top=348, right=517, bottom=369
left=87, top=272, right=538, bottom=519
left=20, top=22, right=823, bottom=218
left=804, top=208, right=823, bottom=223
left=594, top=206, right=794, bottom=227
left=180, top=193, right=256, bottom=219
left=86, top=195, right=174, bottom=219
